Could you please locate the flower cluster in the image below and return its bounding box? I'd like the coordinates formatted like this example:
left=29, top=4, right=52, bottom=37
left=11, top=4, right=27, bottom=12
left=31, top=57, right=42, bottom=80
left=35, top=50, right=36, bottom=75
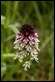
left=14, top=24, right=40, bottom=71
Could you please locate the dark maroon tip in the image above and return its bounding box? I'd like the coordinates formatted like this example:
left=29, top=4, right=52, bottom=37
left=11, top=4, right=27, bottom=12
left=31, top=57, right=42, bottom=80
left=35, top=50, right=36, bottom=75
left=20, top=24, right=35, bottom=37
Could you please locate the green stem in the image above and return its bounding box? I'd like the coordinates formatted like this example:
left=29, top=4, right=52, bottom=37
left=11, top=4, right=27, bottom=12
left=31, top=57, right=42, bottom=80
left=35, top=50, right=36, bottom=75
left=21, top=70, right=26, bottom=81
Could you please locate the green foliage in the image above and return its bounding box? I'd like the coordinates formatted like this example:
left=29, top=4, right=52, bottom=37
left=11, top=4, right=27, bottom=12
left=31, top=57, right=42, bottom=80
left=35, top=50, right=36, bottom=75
left=1, top=1, right=54, bottom=81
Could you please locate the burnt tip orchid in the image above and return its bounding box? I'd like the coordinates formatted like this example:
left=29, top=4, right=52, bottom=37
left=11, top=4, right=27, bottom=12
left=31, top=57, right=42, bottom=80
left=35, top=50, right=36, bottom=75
left=14, top=24, right=40, bottom=71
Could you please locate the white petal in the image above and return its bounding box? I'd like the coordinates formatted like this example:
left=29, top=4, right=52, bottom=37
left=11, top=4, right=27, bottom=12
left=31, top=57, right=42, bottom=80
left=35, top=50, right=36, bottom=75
left=16, top=35, right=19, bottom=38
left=25, top=45, right=31, bottom=51
left=30, top=57, right=34, bottom=60
left=35, top=38, right=40, bottom=43
left=14, top=45, right=18, bottom=49
left=29, top=41, right=32, bottom=45
left=19, top=59, right=23, bottom=62
left=23, top=39, right=28, bottom=43
left=31, top=41, right=35, bottom=44
left=29, top=36, right=34, bottom=41
left=35, top=45, right=40, bottom=51
left=18, top=46, right=22, bottom=50
left=23, top=61, right=31, bottom=71
left=35, top=33, right=38, bottom=37
left=34, top=49, right=38, bottom=54
left=14, top=40, right=18, bottom=44
left=24, top=67, right=27, bottom=71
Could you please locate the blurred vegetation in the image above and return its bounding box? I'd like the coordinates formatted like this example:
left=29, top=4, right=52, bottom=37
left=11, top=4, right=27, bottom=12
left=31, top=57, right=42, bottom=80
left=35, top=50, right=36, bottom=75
left=1, top=1, right=54, bottom=81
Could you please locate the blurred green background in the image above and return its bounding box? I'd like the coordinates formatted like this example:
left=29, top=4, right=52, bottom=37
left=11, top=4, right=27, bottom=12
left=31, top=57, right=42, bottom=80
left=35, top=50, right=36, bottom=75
left=1, top=1, right=54, bottom=81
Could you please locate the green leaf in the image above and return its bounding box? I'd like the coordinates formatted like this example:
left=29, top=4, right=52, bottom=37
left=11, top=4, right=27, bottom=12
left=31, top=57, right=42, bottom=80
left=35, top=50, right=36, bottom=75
left=1, top=15, right=6, bottom=25
left=2, top=53, right=15, bottom=58
left=3, top=63, right=20, bottom=81
left=1, top=62, right=7, bottom=78
left=1, top=15, right=20, bottom=34
left=9, top=24, right=19, bottom=34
